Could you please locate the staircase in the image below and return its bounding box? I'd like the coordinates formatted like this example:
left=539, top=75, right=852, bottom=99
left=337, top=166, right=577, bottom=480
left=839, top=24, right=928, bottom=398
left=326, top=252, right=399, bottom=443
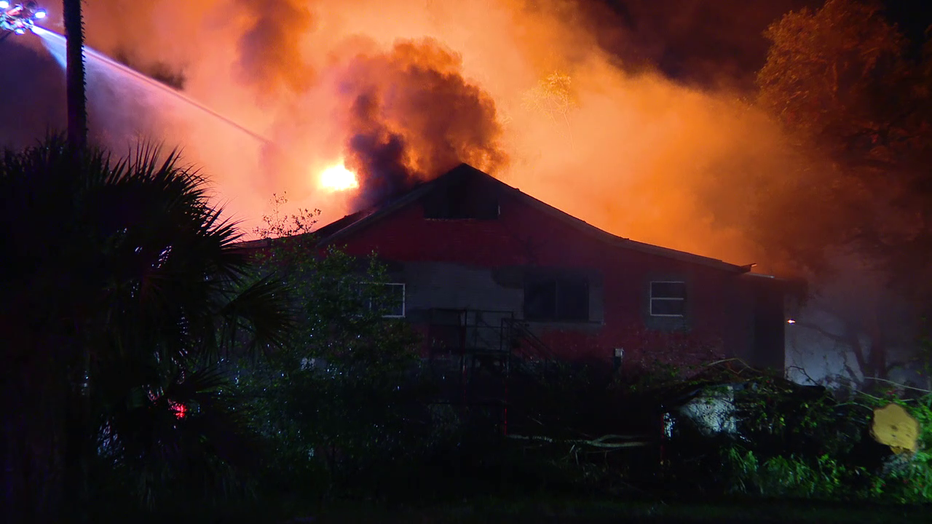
left=501, top=317, right=558, bottom=363
left=426, top=309, right=559, bottom=432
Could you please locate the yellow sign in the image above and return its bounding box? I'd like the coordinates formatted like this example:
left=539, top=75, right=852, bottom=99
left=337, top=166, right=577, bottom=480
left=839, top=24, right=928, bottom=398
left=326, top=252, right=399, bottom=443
left=871, top=403, right=920, bottom=454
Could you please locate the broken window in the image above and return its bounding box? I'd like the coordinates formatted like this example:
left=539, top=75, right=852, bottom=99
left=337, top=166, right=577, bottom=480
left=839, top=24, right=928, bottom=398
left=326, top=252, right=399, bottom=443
left=524, top=276, right=589, bottom=321
left=650, top=281, right=686, bottom=317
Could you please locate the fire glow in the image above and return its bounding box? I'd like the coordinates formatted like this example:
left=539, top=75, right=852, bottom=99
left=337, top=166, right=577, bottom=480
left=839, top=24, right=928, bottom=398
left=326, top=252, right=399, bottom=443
left=70, top=0, right=804, bottom=268
left=319, top=163, right=358, bottom=192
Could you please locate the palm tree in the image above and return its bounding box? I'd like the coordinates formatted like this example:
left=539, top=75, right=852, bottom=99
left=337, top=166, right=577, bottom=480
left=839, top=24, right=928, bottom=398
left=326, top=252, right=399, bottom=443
left=63, top=0, right=87, bottom=149
left=0, top=137, right=292, bottom=522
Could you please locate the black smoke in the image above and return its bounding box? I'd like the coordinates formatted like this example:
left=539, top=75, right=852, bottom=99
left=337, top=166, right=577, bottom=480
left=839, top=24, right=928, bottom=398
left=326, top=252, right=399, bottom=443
left=346, top=93, right=411, bottom=205
left=580, top=0, right=820, bottom=90
left=336, top=38, right=508, bottom=209
left=234, top=0, right=315, bottom=95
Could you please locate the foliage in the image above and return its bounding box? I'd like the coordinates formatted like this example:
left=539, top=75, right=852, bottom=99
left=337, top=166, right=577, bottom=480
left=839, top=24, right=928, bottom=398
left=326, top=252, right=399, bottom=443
left=758, top=0, right=909, bottom=153
left=859, top=389, right=932, bottom=502
left=238, top=195, right=425, bottom=498
left=0, top=137, right=292, bottom=520
left=522, top=71, right=578, bottom=124
left=254, top=191, right=320, bottom=239
left=754, top=0, right=932, bottom=285
left=522, top=71, right=578, bottom=147
left=95, top=364, right=262, bottom=508
left=622, top=357, right=932, bottom=504
left=724, top=448, right=862, bottom=499
left=710, top=378, right=932, bottom=503
left=744, top=0, right=932, bottom=383
left=614, top=358, right=692, bottom=395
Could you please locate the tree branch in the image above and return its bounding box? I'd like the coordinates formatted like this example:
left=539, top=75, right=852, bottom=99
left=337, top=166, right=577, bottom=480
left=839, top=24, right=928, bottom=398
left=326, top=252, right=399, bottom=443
left=508, top=433, right=653, bottom=449
left=862, top=376, right=932, bottom=394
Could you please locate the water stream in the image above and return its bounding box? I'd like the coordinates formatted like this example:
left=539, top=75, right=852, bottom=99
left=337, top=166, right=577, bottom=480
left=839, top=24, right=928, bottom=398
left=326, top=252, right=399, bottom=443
left=32, top=26, right=271, bottom=145
left=25, top=26, right=342, bottom=236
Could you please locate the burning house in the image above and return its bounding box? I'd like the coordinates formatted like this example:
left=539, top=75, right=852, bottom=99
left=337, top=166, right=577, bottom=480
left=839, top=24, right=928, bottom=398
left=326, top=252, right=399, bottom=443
left=250, top=163, right=788, bottom=380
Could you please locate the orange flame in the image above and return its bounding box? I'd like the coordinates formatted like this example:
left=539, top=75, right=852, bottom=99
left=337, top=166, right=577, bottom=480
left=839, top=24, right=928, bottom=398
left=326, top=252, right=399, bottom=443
left=319, top=162, right=359, bottom=192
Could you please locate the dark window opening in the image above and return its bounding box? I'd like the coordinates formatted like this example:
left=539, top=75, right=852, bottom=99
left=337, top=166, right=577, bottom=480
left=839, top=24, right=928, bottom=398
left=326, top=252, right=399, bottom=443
left=650, top=281, right=686, bottom=317
left=525, top=276, right=589, bottom=321
left=423, top=184, right=500, bottom=219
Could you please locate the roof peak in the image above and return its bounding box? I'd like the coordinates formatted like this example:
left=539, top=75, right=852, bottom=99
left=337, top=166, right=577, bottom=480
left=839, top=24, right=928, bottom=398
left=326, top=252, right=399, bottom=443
left=307, top=163, right=753, bottom=274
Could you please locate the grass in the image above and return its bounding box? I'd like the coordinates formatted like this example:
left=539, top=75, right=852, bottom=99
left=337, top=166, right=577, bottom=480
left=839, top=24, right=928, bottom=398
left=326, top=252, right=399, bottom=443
left=184, top=494, right=928, bottom=524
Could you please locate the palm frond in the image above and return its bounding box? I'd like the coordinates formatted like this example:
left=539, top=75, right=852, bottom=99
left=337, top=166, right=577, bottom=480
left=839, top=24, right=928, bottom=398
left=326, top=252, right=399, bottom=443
left=98, top=361, right=260, bottom=508
left=1, top=136, right=293, bottom=511
left=218, top=275, right=296, bottom=358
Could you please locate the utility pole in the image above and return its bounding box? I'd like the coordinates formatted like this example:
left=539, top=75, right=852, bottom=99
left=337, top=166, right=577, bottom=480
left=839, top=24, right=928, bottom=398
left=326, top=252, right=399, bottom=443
left=62, top=5, right=89, bottom=523
left=63, top=0, right=87, bottom=150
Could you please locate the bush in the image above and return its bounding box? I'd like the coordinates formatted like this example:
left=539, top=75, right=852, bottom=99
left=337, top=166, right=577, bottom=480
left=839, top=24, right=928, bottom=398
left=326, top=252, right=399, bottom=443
left=717, top=386, right=932, bottom=503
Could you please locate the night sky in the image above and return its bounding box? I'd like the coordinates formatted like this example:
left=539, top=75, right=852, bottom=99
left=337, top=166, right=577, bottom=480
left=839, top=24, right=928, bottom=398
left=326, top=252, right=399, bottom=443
left=587, top=0, right=932, bottom=89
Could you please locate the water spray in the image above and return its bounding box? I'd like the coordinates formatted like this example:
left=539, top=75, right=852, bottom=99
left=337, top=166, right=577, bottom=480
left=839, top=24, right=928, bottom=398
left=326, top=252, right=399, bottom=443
left=30, top=26, right=359, bottom=198
left=13, top=20, right=354, bottom=202
left=32, top=25, right=273, bottom=147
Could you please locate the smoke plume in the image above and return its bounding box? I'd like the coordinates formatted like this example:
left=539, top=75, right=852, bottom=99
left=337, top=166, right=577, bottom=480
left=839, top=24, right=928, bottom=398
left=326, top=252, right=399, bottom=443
left=577, top=0, right=819, bottom=89
left=337, top=39, right=507, bottom=207
left=1, top=0, right=831, bottom=269
left=233, top=0, right=315, bottom=94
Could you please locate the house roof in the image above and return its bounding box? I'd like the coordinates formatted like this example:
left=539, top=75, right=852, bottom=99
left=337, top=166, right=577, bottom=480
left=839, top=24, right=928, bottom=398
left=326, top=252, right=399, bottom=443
left=308, top=163, right=754, bottom=274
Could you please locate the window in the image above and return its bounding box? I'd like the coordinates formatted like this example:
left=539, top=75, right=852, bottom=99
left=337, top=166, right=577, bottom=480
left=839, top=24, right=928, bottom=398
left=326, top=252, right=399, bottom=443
left=423, top=182, right=500, bottom=219
left=423, top=196, right=499, bottom=219
left=524, top=276, right=589, bottom=321
left=361, top=282, right=406, bottom=318
left=650, top=281, right=686, bottom=317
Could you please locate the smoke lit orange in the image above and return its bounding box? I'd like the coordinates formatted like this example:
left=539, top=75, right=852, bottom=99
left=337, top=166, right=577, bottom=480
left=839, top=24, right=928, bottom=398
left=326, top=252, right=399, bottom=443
left=73, top=0, right=805, bottom=272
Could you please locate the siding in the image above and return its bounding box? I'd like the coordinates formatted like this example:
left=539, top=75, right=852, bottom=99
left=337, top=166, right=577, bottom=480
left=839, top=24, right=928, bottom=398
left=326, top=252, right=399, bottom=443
left=243, top=166, right=787, bottom=371
left=332, top=190, right=766, bottom=369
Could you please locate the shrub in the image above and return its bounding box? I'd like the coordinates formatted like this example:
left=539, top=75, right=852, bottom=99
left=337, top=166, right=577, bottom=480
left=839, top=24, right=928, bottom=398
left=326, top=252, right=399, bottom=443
left=719, top=386, right=932, bottom=503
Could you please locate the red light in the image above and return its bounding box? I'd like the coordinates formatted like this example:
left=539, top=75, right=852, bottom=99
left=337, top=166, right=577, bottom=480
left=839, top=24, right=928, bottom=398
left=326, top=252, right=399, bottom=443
left=168, top=400, right=187, bottom=419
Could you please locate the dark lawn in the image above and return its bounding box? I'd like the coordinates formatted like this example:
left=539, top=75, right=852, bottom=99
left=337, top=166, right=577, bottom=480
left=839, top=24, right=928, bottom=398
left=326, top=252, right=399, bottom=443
left=118, top=496, right=926, bottom=524
left=306, top=498, right=925, bottom=524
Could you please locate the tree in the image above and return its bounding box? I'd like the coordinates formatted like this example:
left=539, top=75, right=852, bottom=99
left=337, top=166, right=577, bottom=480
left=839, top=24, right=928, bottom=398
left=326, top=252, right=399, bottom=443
left=756, top=0, right=932, bottom=256
left=758, top=0, right=909, bottom=156
left=752, top=0, right=932, bottom=383
left=522, top=71, right=579, bottom=148
left=63, top=0, right=87, bottom=149
left=0, top=137, right=292, bottom=522
left=238, top=195, right=423, bottom=499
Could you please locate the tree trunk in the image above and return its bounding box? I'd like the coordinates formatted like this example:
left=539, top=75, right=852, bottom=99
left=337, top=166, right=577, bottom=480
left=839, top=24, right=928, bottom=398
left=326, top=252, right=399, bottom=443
left=867, top=309, right=887, bottom=380
left=63, top=0, right=87, bottom=150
